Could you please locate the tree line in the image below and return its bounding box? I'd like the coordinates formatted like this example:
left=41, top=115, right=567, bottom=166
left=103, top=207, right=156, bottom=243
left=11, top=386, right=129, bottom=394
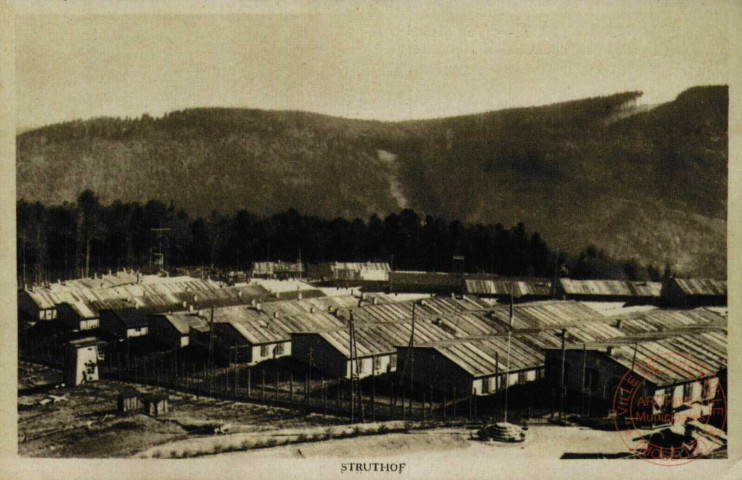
left=17, top=190, right=670, bottom=285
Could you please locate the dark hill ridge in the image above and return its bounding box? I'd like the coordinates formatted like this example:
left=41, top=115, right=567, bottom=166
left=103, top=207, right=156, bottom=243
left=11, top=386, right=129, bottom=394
left=16, top=86, right=727, bottom=276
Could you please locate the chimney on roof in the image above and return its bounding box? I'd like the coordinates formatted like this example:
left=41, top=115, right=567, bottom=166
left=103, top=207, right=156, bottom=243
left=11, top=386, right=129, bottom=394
left=310, top=306, right=315, bottom=313
left=273, top=312, right=279, bottom=319
left=607, top=346, right=613, bottom=356
left=615, top=319, right=623, bottom=330
left=361, top=292, right=366, bottom=301
left=372, top=297, right=378, bottom=305
left=256, top=303, right=262, bottom=311
left=251, top=299, right=256, bottom=306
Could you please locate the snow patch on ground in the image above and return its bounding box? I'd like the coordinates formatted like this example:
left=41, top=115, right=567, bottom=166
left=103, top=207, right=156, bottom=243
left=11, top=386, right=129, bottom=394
left=377, top=149, right=408, bottom=209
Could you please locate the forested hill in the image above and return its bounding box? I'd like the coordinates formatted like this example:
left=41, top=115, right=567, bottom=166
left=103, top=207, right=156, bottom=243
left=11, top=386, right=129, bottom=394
left=17, top=86, right=728, bottom=276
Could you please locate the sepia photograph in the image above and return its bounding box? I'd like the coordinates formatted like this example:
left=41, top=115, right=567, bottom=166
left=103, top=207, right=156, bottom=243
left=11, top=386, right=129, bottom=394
left=3, top=1, right=739, bottom=478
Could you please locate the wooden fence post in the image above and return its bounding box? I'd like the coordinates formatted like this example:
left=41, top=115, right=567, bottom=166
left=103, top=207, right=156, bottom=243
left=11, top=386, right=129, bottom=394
left=402, top=390, right=406, bottom=420
left=389, top=380, right=396, bottom=418
left=372, top=374, right=376, bottom=422
left=193, top=364, right=198, bottom=398
left=453, top=388, right=457, bottom=419
left=429, top=385, right=434, bottom=419
left=234, top=367, right=238, bottom=400
left=443, top=390, right=447, bottom=421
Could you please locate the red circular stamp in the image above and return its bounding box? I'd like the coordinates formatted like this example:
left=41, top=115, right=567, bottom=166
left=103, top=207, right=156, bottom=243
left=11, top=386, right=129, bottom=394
left=612, top=352, right=726, bottom=466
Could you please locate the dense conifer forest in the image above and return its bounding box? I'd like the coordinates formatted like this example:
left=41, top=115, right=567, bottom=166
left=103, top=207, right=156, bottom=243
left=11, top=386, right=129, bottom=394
left=17, top=191, right=673, bottom=283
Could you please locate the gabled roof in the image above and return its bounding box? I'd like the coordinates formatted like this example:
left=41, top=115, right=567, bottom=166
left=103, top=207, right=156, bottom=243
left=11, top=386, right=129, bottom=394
left=465, top=279, right=552, bottom=297
left=629, top=281, right=663, bottom=297
left=559, top=330, right=727, bottom=387
left=484, top=300, right=602, bottom=330
left=669, top=278, right=727, bottom=296
left=601, top=307, right=726, bottom=335
left=22, top=288, right=57, bottom=310
left=152, top=313, right=209, bottom=335
left=331, top=262, right=391, bottom=272
left=106, top=308, right=149, bottom=327
left=559, top=279, right=634, bottom=296
left=59, top=301, right=98, bottom=319
left=406, top=322, right=627, bottom=378
left=307, top=319, right=458, bottom=358
left=250, top=261, right=305, bottom=274
left=196, top=306, right=345, bottom=345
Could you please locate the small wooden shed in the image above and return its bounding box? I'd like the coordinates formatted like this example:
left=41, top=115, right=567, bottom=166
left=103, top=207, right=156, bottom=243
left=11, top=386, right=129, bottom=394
left=117, top=391, right=141, bottom=414
left=142, top=394, right=169, bottom=417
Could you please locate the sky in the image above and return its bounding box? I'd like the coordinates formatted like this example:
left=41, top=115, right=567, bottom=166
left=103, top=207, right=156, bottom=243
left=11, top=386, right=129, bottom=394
left=15, top=3, right=732, bottom=129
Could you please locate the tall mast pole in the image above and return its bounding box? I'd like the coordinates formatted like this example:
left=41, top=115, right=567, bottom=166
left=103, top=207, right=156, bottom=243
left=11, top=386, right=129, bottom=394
left=349, top=311, right=356, bottom=423
left=504, top=283, right=514, bottom=423
left=208, top=305, right=215, bottom=396
left=409, top=302, right=417, bottom=397
left=559, top=328, right=567, bottom=423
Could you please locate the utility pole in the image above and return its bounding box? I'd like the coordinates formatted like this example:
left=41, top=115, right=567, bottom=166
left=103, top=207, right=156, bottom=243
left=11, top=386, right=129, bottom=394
left=399, top=300, right=425, bottom=417
left=581, top=343, right=587, bottom=416
left=208, top=306, right=215, bottom=396
left=558, top=328, right=567, bottom=423
left=504, top=285, right=514, bottom=423
left=349, top=315, right=355, bottom=423
left=409, top=302, right=418, bottom=398
left=307, top=346, right=313, bottom=404
left=349, top=312, right=364, bottom=422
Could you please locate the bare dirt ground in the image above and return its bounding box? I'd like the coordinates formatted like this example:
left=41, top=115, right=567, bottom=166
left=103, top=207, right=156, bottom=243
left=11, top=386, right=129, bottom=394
left=18, top=361, right=63, bottom=390
left=210, top=425, right=630, bottom=460
left=18, top=362, right=348, bottom=458
left=16, top=362, right=674, bottom=461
